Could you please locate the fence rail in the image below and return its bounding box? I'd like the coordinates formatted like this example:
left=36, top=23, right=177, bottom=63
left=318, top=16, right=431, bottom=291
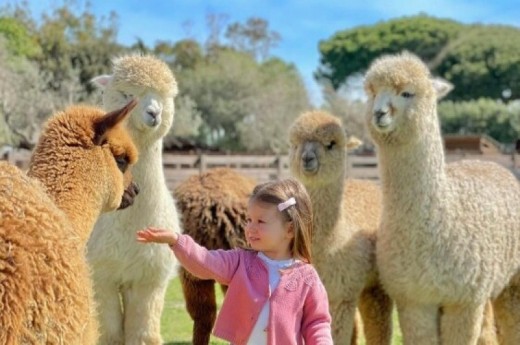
left=4, top=149, right=520, bottom=190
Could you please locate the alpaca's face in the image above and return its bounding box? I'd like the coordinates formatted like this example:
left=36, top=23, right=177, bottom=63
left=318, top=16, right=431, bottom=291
left=364, top=83, right=419, bottom=142
left=92, top=76, right=175, bottom=143
left=289, top=116, right=346, bottom=187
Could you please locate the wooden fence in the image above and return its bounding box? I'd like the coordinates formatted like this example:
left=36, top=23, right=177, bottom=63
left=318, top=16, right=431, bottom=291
left=4, top=149, right=520, bottom=190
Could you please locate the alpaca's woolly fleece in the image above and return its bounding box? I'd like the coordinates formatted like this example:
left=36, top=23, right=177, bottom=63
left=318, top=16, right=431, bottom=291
left=0, top=103, right=137, bottom=345
left=289, top=110, right=392, bottom=345
left=365, top=51, right=520, bottom=345
left=174, top=167, right=257, bottom=344
left=87, top=55, right=181, bottom=345
left=112, top=55, right=178, bottom=97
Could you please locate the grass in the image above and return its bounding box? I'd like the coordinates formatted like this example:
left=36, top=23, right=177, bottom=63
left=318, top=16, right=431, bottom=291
left=161, top=277, right=403, bottom=344
left=161, top=277, right=227, bottom=344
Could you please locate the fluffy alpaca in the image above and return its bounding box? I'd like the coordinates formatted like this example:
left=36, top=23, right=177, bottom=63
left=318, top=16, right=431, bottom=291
left=0, top=101, right=138, bottom=344
left=288, top=111, right=393, bottom=345
left=174, top=167, right=256, bottom=345
left=364, top=51, right=520, bottom=345
left=87, top=55, right=181, bottom=345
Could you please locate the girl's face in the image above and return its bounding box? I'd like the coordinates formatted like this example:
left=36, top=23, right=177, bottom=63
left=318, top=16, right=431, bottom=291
left=245, top=200, right=294, bottom=260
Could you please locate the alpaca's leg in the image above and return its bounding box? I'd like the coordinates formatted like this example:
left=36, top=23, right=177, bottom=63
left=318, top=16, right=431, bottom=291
left=441, top=303, right=485, bottom=345
left=477, top=301, right=498, bottom=345
left=180, top=268, right=217, bottom=345
left=358, top=284, right=393, bottom=345
left=330, top=299, right=358, bottom=345
left=397, top=302, right=439, bottom=345
left=123, top=282, right=167, bottom=345
left=493, top=283, right=520, bottom=345
left=93, top=281, right=124, bottom=345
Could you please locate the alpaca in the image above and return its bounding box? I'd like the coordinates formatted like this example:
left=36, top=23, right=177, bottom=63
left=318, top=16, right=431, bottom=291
left=87, top=55, right=181, bottom=345
left=364, top=51, right=520, bottom=345
left=288, top=111, right=393, bottom=345
left=174, top=167, right=256, bottom=345
left=0, top=100, right=139, bottom=344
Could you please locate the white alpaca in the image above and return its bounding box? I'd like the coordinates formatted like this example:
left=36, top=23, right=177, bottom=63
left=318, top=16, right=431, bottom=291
left=364, top=51, right=520, bottom=345
left=87, top=55, right=181, bottom=345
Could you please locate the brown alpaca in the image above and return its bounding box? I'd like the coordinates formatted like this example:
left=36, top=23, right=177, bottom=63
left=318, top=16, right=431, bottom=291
left=289, top=110, right=393, bottom=345
left=0, top=100, right=139, bottom=344
left=174, top=167, right=256, bottom=345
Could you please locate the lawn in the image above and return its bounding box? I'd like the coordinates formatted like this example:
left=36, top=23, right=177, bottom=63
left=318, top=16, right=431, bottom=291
left=160, top=277, right=403, bottom=344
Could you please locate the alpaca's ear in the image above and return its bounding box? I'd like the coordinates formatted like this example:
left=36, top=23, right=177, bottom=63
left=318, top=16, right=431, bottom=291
left=431, top=77, right=453, bottom=100
left=93, top=99, right=137, bottom=145
left=91, top=74, right=113, bottom=89
left=346, top=136, right=362, bottom=151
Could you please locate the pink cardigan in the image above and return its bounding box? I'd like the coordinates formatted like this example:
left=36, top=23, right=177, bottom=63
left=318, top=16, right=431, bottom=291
left=170, top=234, right=333, bottom=345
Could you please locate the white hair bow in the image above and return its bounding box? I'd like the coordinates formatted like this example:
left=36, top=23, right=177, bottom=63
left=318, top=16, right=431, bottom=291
left=278, top=197, right=296, bottom=212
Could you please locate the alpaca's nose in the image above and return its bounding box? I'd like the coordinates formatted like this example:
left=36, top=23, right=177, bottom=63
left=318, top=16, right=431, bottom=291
left=374, top=109, right=388, bottom=120
left=146, top=109, right=159, bottom=119
left=302, top=151, right=318, bottom=172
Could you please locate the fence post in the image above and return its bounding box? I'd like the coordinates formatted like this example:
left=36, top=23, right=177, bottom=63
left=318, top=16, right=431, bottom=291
left=276, top=154, right=282, bottom=179
left=199, top=153, right=206, bottom=174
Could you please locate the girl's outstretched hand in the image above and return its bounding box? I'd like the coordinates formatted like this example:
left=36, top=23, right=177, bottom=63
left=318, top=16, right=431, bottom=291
left=136, top=227, right=178, bottom=245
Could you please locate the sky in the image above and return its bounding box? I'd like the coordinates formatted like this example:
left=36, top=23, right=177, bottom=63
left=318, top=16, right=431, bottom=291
left=12, top=0, right=520, bottom=106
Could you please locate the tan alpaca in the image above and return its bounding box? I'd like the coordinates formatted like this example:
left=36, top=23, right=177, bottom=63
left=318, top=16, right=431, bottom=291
left=0, top=101, right=138, bottom=344
left=288, top=111, right=393, bottom=345
left=365, top=51, right=520, bottom=345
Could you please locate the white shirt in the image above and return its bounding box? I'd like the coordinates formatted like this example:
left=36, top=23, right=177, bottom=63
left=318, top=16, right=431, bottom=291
left=247, top=252, right=295, bottom=345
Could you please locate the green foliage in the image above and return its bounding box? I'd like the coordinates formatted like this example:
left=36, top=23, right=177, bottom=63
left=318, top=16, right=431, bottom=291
left=154, top=39, right=204, bottom=70
left=0, top=16, right=40, bottom=58
left=225, top=17, right=281, bottom=61
left=0, top=36, right=56, bottom=149
left=34, top=4, right=124, bottom=95
left=439, top=98, right=520, bottom=144
left=317, top=15, right=462, bottom=89
left=177, top=50, right=309, bottom=152
left=318, top=15, right=520, bottom=101
left=435, top=25, right=520, bottom=101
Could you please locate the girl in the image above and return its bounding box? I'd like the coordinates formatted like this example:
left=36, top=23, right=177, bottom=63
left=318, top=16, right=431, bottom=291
left=137, top=178, right=332, bottom=345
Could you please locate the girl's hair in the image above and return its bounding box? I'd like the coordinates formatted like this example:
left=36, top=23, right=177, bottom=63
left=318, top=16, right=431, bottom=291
left=250, top=178, right=313, bottom=263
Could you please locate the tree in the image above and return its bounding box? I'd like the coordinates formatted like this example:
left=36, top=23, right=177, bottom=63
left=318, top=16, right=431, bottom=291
left=176, top=49, right=309, bottom=152
left=439, top=98, right=520, bottom=144
left=236, top=57, right=310, bottom=153
left=225, top=17, right=281, bottom=61
left=317, top=15, right=462, bottom=89
left=317, top=15, right=520, bottom=101
left=0, top=36, right=55, bottom=149
left=0, top=16, right=40, bottom=58
left=34, top=3, right=123, bottom=97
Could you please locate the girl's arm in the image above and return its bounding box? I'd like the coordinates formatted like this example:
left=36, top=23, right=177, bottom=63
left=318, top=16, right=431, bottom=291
left=137, top=228, right=240, bottom=285
left=301, top=276, right=333, bottom=345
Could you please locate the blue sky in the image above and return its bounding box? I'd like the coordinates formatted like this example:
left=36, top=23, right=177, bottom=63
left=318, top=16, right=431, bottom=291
left=15, top=0, right=520, bottom=105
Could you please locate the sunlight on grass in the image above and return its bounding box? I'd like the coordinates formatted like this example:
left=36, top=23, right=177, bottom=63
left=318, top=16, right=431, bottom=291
left=161, top=277, right=227, bottom=345
left=161, top=277, right=403, bottom=344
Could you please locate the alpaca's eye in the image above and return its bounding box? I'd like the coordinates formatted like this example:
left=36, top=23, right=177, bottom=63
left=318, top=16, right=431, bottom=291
left=401, top=91, right=414, bottom=98
left=115, top=155, right=129, bottom=173
left=119, top=91, right=132, bottom=100
left=326, top=141, right=336, bottom=150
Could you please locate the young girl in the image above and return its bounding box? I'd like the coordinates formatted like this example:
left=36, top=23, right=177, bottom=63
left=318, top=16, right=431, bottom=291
left=137, top=178, right=332, bottom=345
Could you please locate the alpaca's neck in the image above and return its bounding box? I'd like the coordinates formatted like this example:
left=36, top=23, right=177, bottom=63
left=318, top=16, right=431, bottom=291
left=378, top=125, right=447, bottom=220
left=133, top=139, right=167, bottom=188
left=27, top=169, right=102, bottom=245
left=307, top=174, right=346, bottom=244
left=54, top=195, right=101, bottom=244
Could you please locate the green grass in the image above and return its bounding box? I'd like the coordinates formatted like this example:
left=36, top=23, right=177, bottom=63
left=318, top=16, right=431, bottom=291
left=161, top=277, right=403, bottom=344
left=161, top=277, right=227, bottom=344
